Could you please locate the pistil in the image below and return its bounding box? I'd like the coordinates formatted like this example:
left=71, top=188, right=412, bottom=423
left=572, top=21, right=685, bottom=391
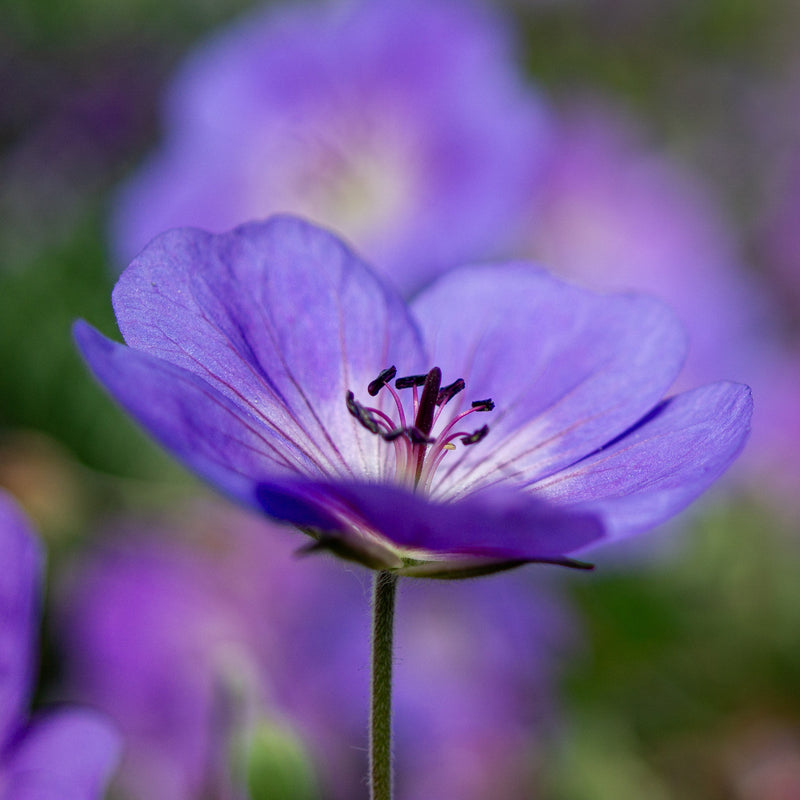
left=412, top=367, right=442, bottom=486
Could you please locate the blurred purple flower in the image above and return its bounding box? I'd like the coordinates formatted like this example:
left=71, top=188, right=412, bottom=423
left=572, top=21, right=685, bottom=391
left=60, top=502, right=574, bottom=800
left=75, top=216, right=751, bottom=575
left=516, top=102, right=800, bottom=516
left=0, top=490, right=119, bottom=800
left=111, top=0, right=548, bottom=295
left=520, top=104, right=766, bottom=388
left=59, top=515, right=261, bottom=800
left=761, top=149, right=800, bottom=311
left=753, top=155, right=800, bottom=508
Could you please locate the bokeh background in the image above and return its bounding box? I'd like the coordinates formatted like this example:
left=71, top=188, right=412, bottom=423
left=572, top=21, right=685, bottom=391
left=2, top=0, right=800, bottom=798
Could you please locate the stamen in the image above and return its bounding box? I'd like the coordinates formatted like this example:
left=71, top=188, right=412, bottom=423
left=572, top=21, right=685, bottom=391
left=382, top=426, right=435, bottom=445
left=363, top=405, right=398, bottom=432
left=460, top=425, right=490, bottom=445
left=384, top=382, right=407, bottom=429
left=405, top=426, right=436, bottom=445
left=436, top=378, right=465, bottom=407
left=368, top=366, right=397, bottom=397
left=346, top=391, right=380, bottom=434
left=395, top=374, right=428, bottom=389
left=347, top=364, right=495, bottom=491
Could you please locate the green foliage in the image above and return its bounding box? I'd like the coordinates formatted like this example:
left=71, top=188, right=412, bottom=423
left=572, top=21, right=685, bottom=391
left=3, top=0, right=254, bottom=47
left=547, top=502, right=800, bottom=798
left=0, top=214, right=181, bottom=481
left=239, top=719, right=321, bottom=800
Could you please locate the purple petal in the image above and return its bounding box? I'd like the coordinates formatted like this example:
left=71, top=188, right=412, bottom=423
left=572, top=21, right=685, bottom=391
left=524, top=105, right=764, bottom=389
left=61, top=528, right=252, bottom=800
left=3, top=710, right=120, bottom=800
left=111, top=0, right=549, bottom=294
left=532, top=382, right=753, bottom=539
left=257, top=479, right=604, bottom=566
left=74, top=320, right=321, bottom=506
left=0, top=492, right=41, bottom=747
left=413, top=264, right=688, bottom=499
left=80, top=217, right=426, bottom=487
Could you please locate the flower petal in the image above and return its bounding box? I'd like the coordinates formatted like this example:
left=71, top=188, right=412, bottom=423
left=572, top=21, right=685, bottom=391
left=412, top=264, right=688, bottom=498
left=74, top=321, right=323, bottom=506
left=532, top=381, right=753, bottom=539
left=256, top=479, right=604, bottom=568
left=0, top=492, right=41, bottom=747
left=3, top=710, right=120, bottom=800
left=109, top=215, right=425, bottom=481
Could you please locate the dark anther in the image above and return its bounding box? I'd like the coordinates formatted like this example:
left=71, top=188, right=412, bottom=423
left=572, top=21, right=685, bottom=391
left=368, top=366, right=397, bottom=396
left=395, top=374, right=428, bottom=389
left=460, top=425, right=489, bottom=445
left=436, top=378, right=465, bottom=407
left=471, top=398, right=495, bottom=412
left=405, top=426, right=436, bottom=445
left=381, top=427, right=435, bottom=444
left=346, top=390, right=380, bottom=434
left=414, top=367, right=442, bottom=438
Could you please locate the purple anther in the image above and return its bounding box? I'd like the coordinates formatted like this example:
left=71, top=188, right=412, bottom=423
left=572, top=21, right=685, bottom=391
left=460, top=424, right=490, bottom=445
left=395, top=374, right=429, bottom=389
left=346, top=390, right=381, bottom=434
left=368, top=366, right=397, bottom=397
left=436, top=378, right=466, bottom=407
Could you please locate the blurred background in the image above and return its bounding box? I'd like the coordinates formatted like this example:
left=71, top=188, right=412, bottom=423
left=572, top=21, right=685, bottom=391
left=2, top=0, right=800, bottom=798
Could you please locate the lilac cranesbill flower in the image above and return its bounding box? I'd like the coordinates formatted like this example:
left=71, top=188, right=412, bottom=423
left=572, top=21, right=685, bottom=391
left=75, top=216, right=752, bottom=576
left=110, top=0, right=548, bottom=294
left=0, top=490, right=119, bottom=800
left=60, top=502, right=574, bottom=800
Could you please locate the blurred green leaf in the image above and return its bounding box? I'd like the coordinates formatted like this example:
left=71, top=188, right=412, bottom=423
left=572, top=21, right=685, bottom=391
left=0, top=213, right=181, bottom=480
left=239, top=719, right=321, bottom=800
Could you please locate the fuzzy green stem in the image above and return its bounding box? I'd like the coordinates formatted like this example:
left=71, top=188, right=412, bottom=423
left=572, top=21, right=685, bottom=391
left=369, top=570, right=398, bottom=800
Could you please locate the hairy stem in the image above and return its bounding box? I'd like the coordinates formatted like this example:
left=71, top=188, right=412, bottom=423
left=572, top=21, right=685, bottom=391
left=369, top=570, right=398, bottom=800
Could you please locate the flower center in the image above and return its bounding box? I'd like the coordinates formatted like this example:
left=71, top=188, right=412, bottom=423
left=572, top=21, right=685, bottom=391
left=346, top=366, right=494, bottom=492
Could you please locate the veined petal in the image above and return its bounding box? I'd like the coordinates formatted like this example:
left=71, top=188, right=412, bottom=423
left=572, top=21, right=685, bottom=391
left=256, top=479, right=604, bottom=568
left=412, top=264, right=687, bottom=498
left=3, top=710, right=120, bottom=800
left=74, top=321, right=329, bottom=505
left=109, top=216, right=425, bottom=481
left=0, top=492, right=41, bottom=748
left=532, top=382, right=753, bottom=539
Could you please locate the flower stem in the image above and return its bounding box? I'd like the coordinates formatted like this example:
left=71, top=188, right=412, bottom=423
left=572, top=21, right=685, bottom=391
left=369, top=570, right=398, bottom=800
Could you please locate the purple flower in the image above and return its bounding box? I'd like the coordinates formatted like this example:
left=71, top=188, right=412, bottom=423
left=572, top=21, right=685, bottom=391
left=60, top=502, right=574, bottom=800
left=519, top=104, right=765, bottom=389
left=75, top=216, right=752, bottom=575
left=59, top=514, right=261, bottom=800
left=755, top=163, right=800, bottom=507
left=514, top=102, right=799, bottom=517
left=0, top=490, right=119, bottom=800
left=110, top=0, right=548, bottom=295
left=761, top=150, right=800, bottom=309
